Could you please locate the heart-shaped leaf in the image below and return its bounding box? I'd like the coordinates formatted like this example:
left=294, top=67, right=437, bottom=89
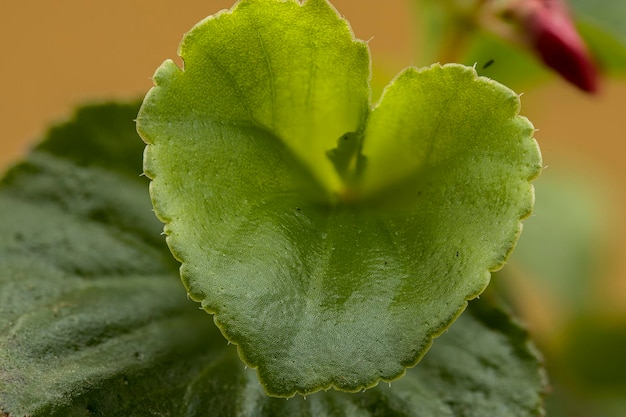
left=136, top=0, right=542, bottom=396
left=0, top=102, right=545, bottom=416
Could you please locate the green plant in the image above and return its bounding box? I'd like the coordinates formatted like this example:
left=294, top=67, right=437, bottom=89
left=1, top=0, right=624, bottom=415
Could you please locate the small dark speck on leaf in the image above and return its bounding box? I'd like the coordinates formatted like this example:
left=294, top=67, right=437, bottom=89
left=296, top=207, right=301, bottom=211
left=456, top=251, right=459, bottom=257
left=482, top=59, right=494, bottom=69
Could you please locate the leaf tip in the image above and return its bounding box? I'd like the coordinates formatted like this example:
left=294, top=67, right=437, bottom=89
left=152, top=59, right=182, bottom=87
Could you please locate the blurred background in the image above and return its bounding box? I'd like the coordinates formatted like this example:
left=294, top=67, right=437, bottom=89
left=0, top=1, right=624, bottom=415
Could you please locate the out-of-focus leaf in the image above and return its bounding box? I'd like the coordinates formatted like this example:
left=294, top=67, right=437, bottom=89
left=504, top=170, right=610, bottom=313
left=543, top=316, right=626, bottom=417
left=413, top=0, right=626, bottom=91
left=466, top=32, right=551, bottom=91
left=570, top=0, right=626, bottom=74
left=577, top=22, right=626, bottom=74
left=562, top=316, right=626, bottom=391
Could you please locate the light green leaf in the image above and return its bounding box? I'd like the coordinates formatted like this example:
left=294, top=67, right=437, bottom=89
left=137, top=0, right=541, bottom=396
left=139, top=0, right=370, bottom=198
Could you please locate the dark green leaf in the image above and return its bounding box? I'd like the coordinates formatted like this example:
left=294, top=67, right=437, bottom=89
left=0, top=102, right=545, bottom=416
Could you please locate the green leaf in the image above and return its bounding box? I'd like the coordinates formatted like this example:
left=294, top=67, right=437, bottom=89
left=137, top=0, right=542, bottom=396
left=464, top=33, right=552, bottom=92
left=139, top=0, right=370, bottom=198
left=543, top=315, right=626, bottom=417
left=163, top=299, right=547, bottom=417
left=0, top=102, right=544, bottom=416
left=413, top=0, right=626, bottom=91
left=0, top=102, right=192, bottom=414
left=570, top=0, right=626, bottom=43
left=570, top=0, right=626, bottom=74
left=504, top=169, right=610, bottom=313
left=562, top=315, right=626, bottom=392
left=411, top=0, right=550, bottom=90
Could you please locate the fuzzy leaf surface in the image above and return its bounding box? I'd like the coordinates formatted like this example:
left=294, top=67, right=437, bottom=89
left=137, top=0, right=542, bottom=396
left=0, top=102, right=545, bottom=416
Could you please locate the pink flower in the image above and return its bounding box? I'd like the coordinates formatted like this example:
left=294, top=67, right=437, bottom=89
left=509, top=0, right=600, bottom=93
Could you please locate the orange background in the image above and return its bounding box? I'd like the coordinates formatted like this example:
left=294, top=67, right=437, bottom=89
left=1, top=0, right=624, bottom=323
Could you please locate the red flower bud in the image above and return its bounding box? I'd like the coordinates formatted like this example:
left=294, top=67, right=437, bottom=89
left=510, top=0, right=599, bottom=93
